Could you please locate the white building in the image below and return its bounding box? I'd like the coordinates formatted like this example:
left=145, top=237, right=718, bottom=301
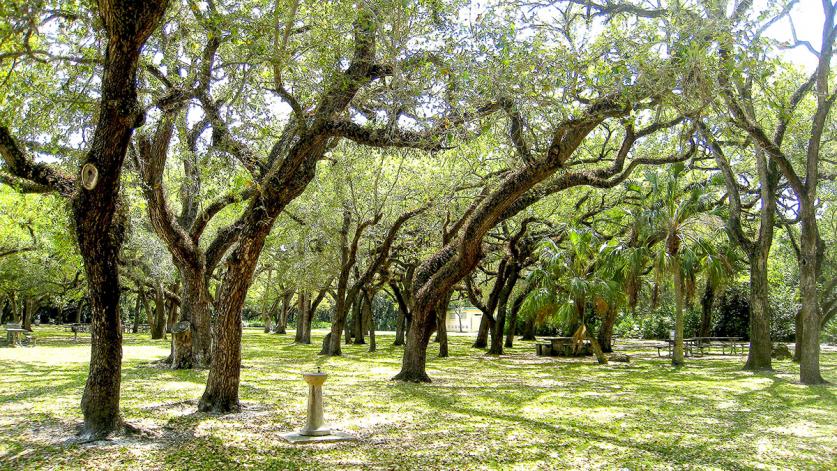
left=446, top=306, right=483, bottom=333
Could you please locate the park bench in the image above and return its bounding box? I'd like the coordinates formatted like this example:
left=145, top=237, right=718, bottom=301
left=535, top=341, right=553, bottom=356
left=5, top=323, right=35, bottom=347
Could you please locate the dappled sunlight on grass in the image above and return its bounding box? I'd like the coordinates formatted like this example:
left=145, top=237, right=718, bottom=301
left=0, top=326, right=834, bottom=469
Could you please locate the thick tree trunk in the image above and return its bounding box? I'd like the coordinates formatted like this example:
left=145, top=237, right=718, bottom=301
left=151, top=283, right=166, bottom=340
left=504, top=294, right=525, bottom=348
left=393, top=304, right=435, bottom=382
left=744, top=251, right=772, bottom=371
left=274, top=291, right=292, bottom=334
left=436, top=299, right=449, bottom=358
left=353, top=291, right=366, bottom=345
left=394, top=309, right=406, bottom=346
left=294, top=292, right=310, bottom=344
left=179, top=273, right=212, bottom=368
left=473, top=313, right=490, bottom=348
left=597, top=307, right=617, bottom=354
left=521, top=315, right=536, bottom=340
left=488, top=308, right=506, bottom=355
left=166, top=296, right=178, bottom=332
left=798, top=206, right=825, bottom=384
left=69, top=1, right=169, bottom=439
left=199, top=208, right=278, bottom=413
left=22, top=298, right=35, bottom=331
left=699, top=279, right=714, bottom=338
left=171, top=321, right=193, bottom=369
left=323, top=296, right=349, bottom=355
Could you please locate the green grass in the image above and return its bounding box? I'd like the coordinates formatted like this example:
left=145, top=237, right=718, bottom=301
left=0, top=327, right=835, bottom=470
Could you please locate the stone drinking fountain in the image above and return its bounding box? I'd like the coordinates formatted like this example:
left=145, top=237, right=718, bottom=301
left=279, top=367, right=354, bottom=443
left=300, top=367, right=330, bottom=436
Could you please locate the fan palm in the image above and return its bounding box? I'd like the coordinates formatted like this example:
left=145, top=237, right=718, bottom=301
left=523, top=228, right=625, bottom=364
left=642, top=167, right=724, bottom=366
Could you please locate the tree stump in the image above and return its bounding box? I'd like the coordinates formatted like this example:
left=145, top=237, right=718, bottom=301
left=171, top=320, right=193, bottom=369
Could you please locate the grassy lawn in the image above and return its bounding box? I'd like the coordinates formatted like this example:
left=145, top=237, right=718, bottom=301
left=0, top=327, right=834, bottom=470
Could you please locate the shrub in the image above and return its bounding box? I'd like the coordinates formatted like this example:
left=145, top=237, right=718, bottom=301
left=713, top=284, right=749, bottom=340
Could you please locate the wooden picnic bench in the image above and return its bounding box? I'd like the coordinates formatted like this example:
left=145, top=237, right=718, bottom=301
left=657, top=337, right=745, bottom=357
left=690, top=337, right=745, bottom=356
left=535, top=337, right=592, bottom=357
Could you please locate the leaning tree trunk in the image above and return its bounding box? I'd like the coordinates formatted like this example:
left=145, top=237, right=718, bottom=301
left=472, top=313, right=490, bottom=349
left=744, top=250, right=772, bottom=371
left=199, top=208, right=276, bottom=413
left=504, top=293, right=525, bottom=348
left=583, top=324, right=608, bottom=364
left=490, top=268, right=518, bottom=355
left=322, top=292, right=352, bottom=356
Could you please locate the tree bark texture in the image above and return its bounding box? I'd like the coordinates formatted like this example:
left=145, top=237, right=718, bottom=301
left=70, top=0, right=170, bottom=439
left=744, top=250, right=773, bottom=371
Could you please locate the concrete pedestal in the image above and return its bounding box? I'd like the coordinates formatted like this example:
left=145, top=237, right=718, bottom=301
left=279, top=370, right=355, bottom=444
left=300, top=377, right=330, bottom=436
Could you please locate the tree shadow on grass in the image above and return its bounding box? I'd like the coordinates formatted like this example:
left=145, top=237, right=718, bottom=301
left=388, top=381, right=759, bottom=469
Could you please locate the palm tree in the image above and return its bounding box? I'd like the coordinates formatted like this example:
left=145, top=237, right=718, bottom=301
left=522, top=228, right=625, bottom=364
left=641, top=167, right=724, bottom=366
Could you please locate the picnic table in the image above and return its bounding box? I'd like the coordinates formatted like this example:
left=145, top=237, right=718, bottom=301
left=535, top=336, right=592, bottom=357
left=5, top=323, right=34, bottom=347
left=690, top=337, right=745, bottom=355
left=656, top=337, right=745, bottom=357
